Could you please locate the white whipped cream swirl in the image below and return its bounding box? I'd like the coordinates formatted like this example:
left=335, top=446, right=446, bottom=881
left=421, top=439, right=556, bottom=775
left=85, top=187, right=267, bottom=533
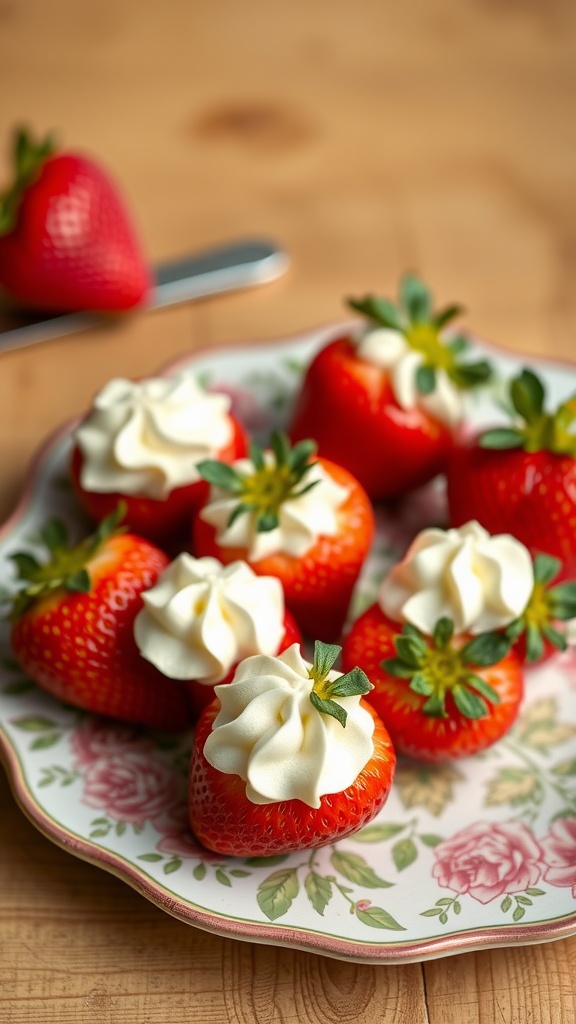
left=199, top=456, right=350, bottom=562
left=357, top=327, right=464, bottom=427
left=204, top=644, right=375, bottom=807
left=134, top=555, right=285, bottom=685
left=379, top=520, right=533, bottom=635
left=75, top=374, right=233, bottom=500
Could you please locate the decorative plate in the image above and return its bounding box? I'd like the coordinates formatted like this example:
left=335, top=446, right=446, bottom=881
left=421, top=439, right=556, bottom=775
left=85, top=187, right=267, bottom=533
left=1, top=324, right=575, bottom=964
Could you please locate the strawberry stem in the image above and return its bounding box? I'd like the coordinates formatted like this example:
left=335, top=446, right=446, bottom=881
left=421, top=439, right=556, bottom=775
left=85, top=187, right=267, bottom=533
left=480, top=368, right=576, bottom=456
left=347, top=274, right=492, bottom=394
left=197, top=431, right=320, bottom=533
left=308, top=640, right=372, bottom=727
left=3, top=503, right=126, bottom=620
left=382, top=618, right=507, bottom=720
left=0, top=126, right=57, bottom=235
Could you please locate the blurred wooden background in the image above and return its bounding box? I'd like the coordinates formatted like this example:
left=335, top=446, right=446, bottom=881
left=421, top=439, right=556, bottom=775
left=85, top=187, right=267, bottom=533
left=1, top=1, right=575, bottom=1021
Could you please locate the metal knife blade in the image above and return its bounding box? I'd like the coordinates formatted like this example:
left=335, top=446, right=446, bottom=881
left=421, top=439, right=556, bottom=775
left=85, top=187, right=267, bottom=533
left=0, top=238, right=289, bottom=354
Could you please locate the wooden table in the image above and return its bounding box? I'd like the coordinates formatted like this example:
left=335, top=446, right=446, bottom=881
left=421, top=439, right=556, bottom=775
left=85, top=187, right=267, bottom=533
left=1, top=1, right=576, bottom=1020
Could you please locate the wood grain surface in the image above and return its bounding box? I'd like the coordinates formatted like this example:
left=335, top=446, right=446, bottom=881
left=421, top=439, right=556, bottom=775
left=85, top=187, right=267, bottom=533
left=1, top=1, right=576, bottom=1021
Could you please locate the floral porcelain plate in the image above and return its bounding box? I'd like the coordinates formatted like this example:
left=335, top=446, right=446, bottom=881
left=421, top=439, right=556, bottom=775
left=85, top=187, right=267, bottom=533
left=1, top=324, right=575, bottom=965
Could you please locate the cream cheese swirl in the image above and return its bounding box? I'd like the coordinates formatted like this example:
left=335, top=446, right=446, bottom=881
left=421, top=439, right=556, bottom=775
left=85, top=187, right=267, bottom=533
left=199, top=456, right=350, bottom=561
left=379, top=520, right=534, bottom=635
left=134, top=555, right=285, bottom=684
left=75, top=374, right=233, bottom=500
left=357, top=327, right=465, bottom=427
left=203, top=644, right=375, bottom=808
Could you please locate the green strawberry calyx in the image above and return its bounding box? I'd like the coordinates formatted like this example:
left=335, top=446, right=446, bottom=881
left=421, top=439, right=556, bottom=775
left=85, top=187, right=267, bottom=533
left=3, top=504, right=126, bottom=620
left=347, top=274, right=492, bottom=396
left=307, top=640, right=372, bottom=728
left=0, top=126, right=57, bottom=235
left=480, top=368, right=576, bottom=456
left=382, top=618, right=510, bottom=720
left=197, top=430, right=320, bottom=534
left=504, top=553, right=576, bottom=662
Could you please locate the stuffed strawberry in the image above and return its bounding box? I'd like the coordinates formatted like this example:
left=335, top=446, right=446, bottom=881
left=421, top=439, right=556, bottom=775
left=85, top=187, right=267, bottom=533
left=193, top=431, right=375, bottom=641
left=133, top=553, right=302, bottom=717
left=342, top=521, right=532, bottom=760
left=342, top=610, right=523, bottom=761
left=188, top=641, right=396, bottom=857
left=0, top=126, right=150, bottom=312
left=447, top=368, right=576, bottom=578
left=290, top=275, right=492, bottom=501
left=6, top=509, right=191, bottom=730
left=71, top=373, right=249, bottom=546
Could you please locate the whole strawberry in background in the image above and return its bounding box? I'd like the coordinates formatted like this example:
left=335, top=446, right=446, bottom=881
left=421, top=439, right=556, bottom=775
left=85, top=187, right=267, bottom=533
left=289, top=274, right=492, bottom=501
left=0, top=127, right=151, bottom=312
left=447, top=368, right=576, bottom=579
left=5, top=508, right=191, bottom=731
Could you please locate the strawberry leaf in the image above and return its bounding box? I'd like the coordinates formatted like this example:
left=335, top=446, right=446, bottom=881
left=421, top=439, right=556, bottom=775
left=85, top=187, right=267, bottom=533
left=256, top=510, right=279, bottom=533
left=381, top=657, right=416, bottom=679
left=422, top=692, right=447, bottom=718
left=40, top=518, right=68, bottom=554
left=532, top=553, right=562, bottom=585
left=400, top=275, right=431, bottom=323
left=409, top=673, right=434, bottom=696
left=445, top=334, right=469, bottom=354
left=525, top=623, right=545, bottom=663
left=348, top=295, right=404, bottom=331
left=327, top=666, right=372, bottom=698
left=541, top=623, right=567, bottom=651
left=249, top=441, right=266, bottom=471
left=65, top=569, right=91, bottom=593
left=465, top=674, right=501, bottom=706
left=395, top=635, right=426, bottom=668
left=309, top=691, right=347, bottom=728
left=510, top=369, right=545, bottom=422
left=196, top=460, right=244, bottom=492
left=10, top=552, right=42, bottom=581
left=549, top=582, right=576, bottom=620
left=479, top=428, right=525, bottom=450
left=460, top=632, right=510, bottom=667
left=270, top=430, right=290, bottom=467
left=312, top=640, right=341, bottom=678
left=452, top=684, right=488, bottom=720
left=450, top=360, right=492, bottom=388
left=415, top=365, right=436, bottom=395
left=434, top=305, right=464, bottom=330
left=433, top=617, right=454, bottom=649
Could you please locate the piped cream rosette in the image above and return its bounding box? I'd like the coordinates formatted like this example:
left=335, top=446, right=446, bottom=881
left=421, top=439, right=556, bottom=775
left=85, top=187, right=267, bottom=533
left=75, top=373, right=234, bottom=500
left=357, top=327, right=465, bottom=427
left=203, top=644, right=375, bottom=808
left=134, top=554, right=286, bottom=686
left=379, top=520, right=534, bottom=636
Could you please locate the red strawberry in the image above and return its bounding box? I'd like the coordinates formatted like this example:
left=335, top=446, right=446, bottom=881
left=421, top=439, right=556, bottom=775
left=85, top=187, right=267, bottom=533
left=290, top=275, right=492, bottom=501
left=342, top=606, right=523, bottom=761
left=187, top=607, right=303, bottom=717
left=7, top=510, right=191, bottom=730
left=0, top=127, right=150, bottom=312
left=188, top=641, right=396, bottom=856
left=447, top=368, right=576, bottom=579
left=193, top=432, right=375, bottom=641
left=71, top=411, right=249, bottom=547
